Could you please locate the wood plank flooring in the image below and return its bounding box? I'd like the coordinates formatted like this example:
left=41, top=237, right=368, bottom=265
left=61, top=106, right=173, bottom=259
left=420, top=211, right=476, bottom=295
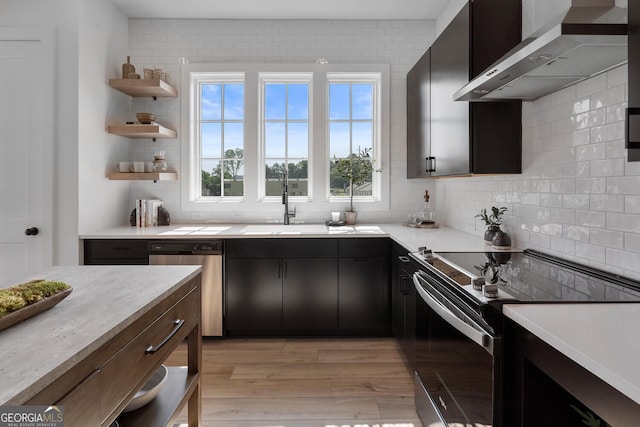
left=165, top=337, right=422, bottom=427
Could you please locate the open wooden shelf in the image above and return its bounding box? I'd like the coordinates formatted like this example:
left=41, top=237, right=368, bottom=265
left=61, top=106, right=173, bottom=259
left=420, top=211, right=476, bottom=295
left=108, top=123, right=177, bottom=139
left=117, top=367, right=198, bottom=427
left=108, top=171, right=178, bottom=182
left=109, top=78, right=178, bottom=97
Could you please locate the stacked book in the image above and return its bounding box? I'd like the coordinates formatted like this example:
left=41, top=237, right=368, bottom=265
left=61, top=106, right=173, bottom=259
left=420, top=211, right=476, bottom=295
left=135, top=199, right=164, bottom=228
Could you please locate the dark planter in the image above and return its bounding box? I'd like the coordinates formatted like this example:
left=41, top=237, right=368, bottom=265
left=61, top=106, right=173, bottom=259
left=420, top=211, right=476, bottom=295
left=492, top=229, right=511, bottom=249
left=484, top=225, right=501, bottom=244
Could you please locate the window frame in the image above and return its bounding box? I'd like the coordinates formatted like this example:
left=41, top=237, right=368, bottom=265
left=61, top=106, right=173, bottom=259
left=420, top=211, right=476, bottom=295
left=326, top=72, right=382, bottom=202
left=258, top=72, right=313, bottom=202
left=181, top=63, right=390, bottom=216
left=198, top=76, right=246, bottom=200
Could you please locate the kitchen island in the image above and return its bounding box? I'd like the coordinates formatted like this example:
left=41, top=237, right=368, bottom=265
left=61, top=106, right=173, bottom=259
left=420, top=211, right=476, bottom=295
left=0, top=265, right=202, bottom=427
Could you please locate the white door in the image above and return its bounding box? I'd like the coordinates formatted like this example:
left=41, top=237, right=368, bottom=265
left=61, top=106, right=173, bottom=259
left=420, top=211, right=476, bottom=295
left=0, top=30, right=54, bottom=282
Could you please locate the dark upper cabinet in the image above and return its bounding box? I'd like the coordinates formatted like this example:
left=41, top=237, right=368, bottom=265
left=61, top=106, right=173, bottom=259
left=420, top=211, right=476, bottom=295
left=408, top=0, right=522, bottom=177
left=406, top=49, right=431, bottom=178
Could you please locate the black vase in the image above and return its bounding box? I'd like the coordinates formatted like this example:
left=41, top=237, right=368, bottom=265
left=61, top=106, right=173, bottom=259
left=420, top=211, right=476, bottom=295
left=484, top=225, right=501, bottom=244
left=492, top=229, right=511, bottom=249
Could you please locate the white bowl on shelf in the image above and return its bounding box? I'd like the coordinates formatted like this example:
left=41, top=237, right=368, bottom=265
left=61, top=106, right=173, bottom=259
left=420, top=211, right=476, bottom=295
left=122, top=364, right=168, bottom=412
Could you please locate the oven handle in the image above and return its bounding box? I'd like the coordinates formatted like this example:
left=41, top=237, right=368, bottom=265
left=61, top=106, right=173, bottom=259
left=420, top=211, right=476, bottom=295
left=413, top=272, right=493, bottom=354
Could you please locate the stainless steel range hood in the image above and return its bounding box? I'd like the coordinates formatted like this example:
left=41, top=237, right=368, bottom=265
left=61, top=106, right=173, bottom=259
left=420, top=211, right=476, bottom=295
left=454, top=1, right=627, bottom=102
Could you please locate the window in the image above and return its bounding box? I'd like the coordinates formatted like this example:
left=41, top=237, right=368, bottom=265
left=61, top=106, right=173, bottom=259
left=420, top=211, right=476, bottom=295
left=182, top=64, right=389, bottom=214
left=260, top=74, right=311, bottom=199
left=328, top=74, right=379, bottom=200
left=198, top=75, right=244, bottom=199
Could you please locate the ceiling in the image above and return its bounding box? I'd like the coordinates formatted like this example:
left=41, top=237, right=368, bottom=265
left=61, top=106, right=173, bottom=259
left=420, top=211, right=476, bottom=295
left=109, top=0, right=449, bottom=20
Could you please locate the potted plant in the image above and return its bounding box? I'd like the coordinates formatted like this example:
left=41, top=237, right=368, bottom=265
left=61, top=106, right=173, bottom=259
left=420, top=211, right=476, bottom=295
left=475, top=206, right=508, bottom=245
left=333, top=147, right=377, bottom=225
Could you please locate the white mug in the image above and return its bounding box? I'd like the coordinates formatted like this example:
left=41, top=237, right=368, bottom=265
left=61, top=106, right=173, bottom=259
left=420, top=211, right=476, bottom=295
left=116, top=161, right=130, bottom=172
left=130, top=161, right=145, bottom=173
left=144, top=161, right=154, bottom=172
left=331, top=211, right=341, bottom=222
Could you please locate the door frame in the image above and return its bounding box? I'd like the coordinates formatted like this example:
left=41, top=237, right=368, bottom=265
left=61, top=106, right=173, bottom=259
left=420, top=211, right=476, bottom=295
left=0, top=26, right=55, bottom=274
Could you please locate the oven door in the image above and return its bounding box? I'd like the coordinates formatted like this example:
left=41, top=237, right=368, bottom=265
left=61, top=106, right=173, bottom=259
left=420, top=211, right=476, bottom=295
left=413, top=271, right=501, bottom=427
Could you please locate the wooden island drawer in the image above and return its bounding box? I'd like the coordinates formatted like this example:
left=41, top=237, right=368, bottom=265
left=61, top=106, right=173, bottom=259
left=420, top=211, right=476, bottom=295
left=100, top=286, right=199, bottom=422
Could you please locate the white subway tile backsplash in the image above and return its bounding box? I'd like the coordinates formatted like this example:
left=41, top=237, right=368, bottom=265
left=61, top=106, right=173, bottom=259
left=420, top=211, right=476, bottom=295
left=607, top=64, right=627, bottom=88
left=574, top=242, right=606, bottom=262
left=607, top=176, right=640, bottom=195
left=563, top=225, right=590, bottom=242
left=575, top=210, right=606, bottom=228
left=437, top=65, right=637, bottom=276
left=605, top=248, right=640, bottom=275
left=576, top=72, right=607, bottom=98
left=576, top=177, right=606, bottom=194
left=563, top=194, right=590, bottom=210
left=607, top=213, right=640, bottom=233
left=590, top=158, right=625, bottom=177
left=540, top=193, right=564, bottom=208
left=625, top=233, right=640, bottom=254
left=590, top=228, right=624, bottom=249
left=576, top=144, right=606, bottom=162
left=549, top=236, right=576, bottom=254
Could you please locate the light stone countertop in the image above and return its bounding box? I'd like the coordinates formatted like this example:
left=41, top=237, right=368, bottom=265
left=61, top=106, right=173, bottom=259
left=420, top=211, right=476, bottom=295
left=80, top=223, right=493, bottom=253
left=504, top=303, right=640, bottom=405
left=0, top=265, right=201, bottom=405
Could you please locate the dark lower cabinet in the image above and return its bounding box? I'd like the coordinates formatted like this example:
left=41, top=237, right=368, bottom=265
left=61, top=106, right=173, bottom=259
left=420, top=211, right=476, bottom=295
left=83, top=239, right=149, bottom=265
left=283, top=258, right=338, bottom=331
left=225, top=238, right=390, bottom=336
left=338, top=258, right=387, bottom=333
left=505, top=320, right=640, bottom=426
left=391, top=242, right=417, bottom=367
left=225, top=258, right=283, bottom=332
left=225, top=257, right=338, bottom=335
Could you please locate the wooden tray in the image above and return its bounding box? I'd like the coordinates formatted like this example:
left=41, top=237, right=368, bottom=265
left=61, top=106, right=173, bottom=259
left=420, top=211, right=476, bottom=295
left=0, top=287, right=73, bottom=332
left=402, top=222, right=439, bottom=229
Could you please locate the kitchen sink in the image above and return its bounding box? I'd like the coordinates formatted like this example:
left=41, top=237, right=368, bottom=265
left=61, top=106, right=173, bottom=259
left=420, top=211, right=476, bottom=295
left=240, top=224, right=328, bottom=235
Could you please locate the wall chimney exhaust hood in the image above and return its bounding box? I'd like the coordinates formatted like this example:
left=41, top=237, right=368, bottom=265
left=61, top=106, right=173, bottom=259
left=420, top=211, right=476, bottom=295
left=454, top=1, right=627, bottom=102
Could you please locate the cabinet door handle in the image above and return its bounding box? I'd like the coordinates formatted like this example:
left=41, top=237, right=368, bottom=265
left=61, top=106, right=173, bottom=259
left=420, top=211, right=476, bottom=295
left=426, top=156, right=436, bottom=173
left=145, top=319, right=184, bottom=354
left=398, top=256, right=411, bottom=263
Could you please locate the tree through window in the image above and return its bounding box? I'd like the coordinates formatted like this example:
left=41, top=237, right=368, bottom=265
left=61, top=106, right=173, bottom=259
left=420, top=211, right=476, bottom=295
left=200, top=81, right=244, bottom=197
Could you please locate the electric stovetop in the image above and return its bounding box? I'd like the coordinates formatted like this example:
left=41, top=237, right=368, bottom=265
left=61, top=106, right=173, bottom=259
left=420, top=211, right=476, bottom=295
left=417, top=249, right=640, bottom=304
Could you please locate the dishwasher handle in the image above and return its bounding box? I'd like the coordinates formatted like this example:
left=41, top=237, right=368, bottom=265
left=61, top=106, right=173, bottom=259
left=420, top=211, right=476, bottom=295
left=148, top=240, right=223, bottom=255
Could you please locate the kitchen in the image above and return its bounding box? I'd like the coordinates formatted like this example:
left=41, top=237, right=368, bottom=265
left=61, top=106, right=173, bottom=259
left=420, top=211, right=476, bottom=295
left=1, top=0, right=640, bottom=425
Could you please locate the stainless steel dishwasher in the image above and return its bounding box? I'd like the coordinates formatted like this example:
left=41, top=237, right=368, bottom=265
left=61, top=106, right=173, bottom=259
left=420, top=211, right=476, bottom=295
left=148, top=240, right=223, bottom=337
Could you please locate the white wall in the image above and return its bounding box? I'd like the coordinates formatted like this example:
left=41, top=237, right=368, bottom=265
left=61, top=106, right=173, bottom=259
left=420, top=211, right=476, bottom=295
left=437, top=65, right=640, bottom=279
left=126, top=19, right=437, bottom=224
left=0, top=0, right=79, bottom=265
left=78, top=0, right=131, bottom=234
left=1, top=0, right=132, bottom=264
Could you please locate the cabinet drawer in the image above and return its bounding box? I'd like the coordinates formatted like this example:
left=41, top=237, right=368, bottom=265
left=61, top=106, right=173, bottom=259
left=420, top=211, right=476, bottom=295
left=84, top=239, right=149, bottom=261
left=226, top=238, right=337, bottom=258
left=99, top=286, right=199, bottom=421
left=56, top=370, right=101, bottom=427
left=338, top=238, right=389, bottom=258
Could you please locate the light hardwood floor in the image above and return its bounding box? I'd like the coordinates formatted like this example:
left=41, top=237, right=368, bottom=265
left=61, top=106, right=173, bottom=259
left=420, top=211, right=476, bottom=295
left=166, top=337, right=422, bottom=427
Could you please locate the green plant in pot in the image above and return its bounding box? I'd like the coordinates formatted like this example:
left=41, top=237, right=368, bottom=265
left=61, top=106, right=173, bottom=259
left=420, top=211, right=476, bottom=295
left=333, top=147, right=378, bottom=225
left=475, top=206, right=508, bottom=246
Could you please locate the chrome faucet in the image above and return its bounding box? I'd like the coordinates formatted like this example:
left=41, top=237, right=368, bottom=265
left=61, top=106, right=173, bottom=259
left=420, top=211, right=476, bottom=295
left=282, top=169, right=296, bottom=225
